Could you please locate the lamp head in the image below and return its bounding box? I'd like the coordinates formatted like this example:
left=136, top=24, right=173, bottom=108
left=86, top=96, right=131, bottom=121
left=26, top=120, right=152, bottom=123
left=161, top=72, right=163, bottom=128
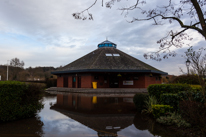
left=186, top=59, right=190, bottom=67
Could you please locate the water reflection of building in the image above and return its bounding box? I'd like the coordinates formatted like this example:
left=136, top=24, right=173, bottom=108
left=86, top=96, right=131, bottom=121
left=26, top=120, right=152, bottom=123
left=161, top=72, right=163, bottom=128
left=51, top=94, right=136, bottom=137
left=53, top=94, right=135, bottom=113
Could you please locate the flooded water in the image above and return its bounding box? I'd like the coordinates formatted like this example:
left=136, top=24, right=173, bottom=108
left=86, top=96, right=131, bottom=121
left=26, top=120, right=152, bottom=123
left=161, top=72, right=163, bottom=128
left=0, top=93, right=183, bottom=137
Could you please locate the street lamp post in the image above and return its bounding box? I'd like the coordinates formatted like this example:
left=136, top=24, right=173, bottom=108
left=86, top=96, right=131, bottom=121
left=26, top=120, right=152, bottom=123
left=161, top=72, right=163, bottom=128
left=186, top=59, right=191, bottom=75
left=7, top=60, right=9, bottom=81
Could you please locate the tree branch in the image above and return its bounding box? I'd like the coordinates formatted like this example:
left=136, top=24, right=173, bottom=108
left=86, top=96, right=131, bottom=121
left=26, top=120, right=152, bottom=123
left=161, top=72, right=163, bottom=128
left=171, top=20, right=205, bottom=40
left=132, top=14, right=206, bottom=37
left=190, top=0, right=206, bottom=37
left=81, top=0, right=98, bottom=13
left=119, top=0, right=144, bottom=11
left=72, top=0, right=98, bottom=20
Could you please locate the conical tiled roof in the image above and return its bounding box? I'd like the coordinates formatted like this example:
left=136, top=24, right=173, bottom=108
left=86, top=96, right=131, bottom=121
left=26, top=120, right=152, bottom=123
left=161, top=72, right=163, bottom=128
left=52, top=45, right=167, bottom=75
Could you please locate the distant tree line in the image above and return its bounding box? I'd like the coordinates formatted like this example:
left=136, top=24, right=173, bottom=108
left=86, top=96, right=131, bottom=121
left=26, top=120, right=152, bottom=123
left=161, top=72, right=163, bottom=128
left=0, top=58, right=57, bottom=81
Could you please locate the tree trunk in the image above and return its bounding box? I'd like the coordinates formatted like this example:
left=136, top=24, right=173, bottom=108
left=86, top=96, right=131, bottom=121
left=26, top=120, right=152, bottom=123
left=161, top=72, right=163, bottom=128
left=191, top=0, right=206, bottom=38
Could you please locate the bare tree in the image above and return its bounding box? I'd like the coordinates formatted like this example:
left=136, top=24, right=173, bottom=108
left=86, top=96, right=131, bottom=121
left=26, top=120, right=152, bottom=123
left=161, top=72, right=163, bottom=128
left=184, top=46, right=206, bottom=99
left=10, top=58, right=25, bottom=68
left=73, top=0, right=206, bottom=60
left=9, top=58, right=25, bottom=80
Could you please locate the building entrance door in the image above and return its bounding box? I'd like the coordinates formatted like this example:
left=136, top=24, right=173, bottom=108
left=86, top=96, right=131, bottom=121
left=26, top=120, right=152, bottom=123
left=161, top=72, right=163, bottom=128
left=109, top=76, right=119, bottom=88
left=77, top=76, right=81, bottom=88
left=63, top=76, right=68, bottom=87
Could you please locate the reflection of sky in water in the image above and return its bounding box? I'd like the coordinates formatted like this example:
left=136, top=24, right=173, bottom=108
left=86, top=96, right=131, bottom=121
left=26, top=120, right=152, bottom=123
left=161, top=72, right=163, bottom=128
left=118, top=125, right=154, bottom=137
left=38, top=96, right=155, bottom=137
left=38, top=97, right=97, bottom=137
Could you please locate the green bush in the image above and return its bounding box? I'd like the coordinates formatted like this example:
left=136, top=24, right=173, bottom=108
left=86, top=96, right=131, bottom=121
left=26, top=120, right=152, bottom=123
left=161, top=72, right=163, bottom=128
left=172, top=75, right=200, bottom=85
left=142, top=96, right=159, bottom=114
left=190, top=85, right=202, bottom=91
left=178, top=90, right=206, bottom=103
left=152, top=104, right=173, bottom=118
left=160, top=93, right=179, bottom=111
left=148, top=84, right=191, bottom=99
left=156, top=112, right=191, bottom=127
left=0, top=81, right=44, bottom=122
left=179, top=100, right=206, bottom=130
left=133, top=93, right=149, bottom=112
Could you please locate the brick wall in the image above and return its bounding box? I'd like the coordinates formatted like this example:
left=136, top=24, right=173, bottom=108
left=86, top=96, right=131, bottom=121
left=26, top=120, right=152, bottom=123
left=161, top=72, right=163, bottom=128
left=68, top=76, right=72, bottom=88
left=145, top=75, right=161, bottom=87
left=57, top=73, right=162, bottom=88
left=119, top=75, right=146, bottom=88
left=57, top=77, right=64, bottom=87
left=81, top=75, right=93, bottom=88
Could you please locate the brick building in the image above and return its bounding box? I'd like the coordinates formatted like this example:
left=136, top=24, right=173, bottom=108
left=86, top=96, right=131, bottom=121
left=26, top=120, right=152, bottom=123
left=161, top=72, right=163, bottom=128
left=52, top=40, right=167, bottom=88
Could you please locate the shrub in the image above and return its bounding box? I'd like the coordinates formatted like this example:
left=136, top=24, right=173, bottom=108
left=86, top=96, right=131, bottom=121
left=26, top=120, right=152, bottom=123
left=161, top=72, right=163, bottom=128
left=133, top=93, right=149, bottom=112
left=0, top=81, right=44, bottom=122
left=148, top=84, right=191, bottom=99
left=142, top=96, right=158, bottom=114
left=156, top=112, right=191, bottom=127
left=172, top=75, right=200, bottom=85
left=190, top=85, right=202, bottom=91
left=160, top=93, right=179, bottom=111
left=178, top=90, right=206, bottom=103
left=152, top=104, right=173, bottom=118
left=46, top=78, right=57, bottom=88
left=179, top=100, right=206, bottom=128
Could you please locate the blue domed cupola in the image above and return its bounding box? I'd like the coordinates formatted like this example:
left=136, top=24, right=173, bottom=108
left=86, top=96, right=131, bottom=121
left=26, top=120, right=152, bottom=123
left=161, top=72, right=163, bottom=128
left=97, top=40, right=117, bottom=48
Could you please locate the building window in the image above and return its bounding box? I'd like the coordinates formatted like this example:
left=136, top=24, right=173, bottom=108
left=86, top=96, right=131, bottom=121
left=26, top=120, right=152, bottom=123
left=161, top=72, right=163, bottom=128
left=105, top=53, right=120, bottom=56
left=105, top=53, right=112, bottom=56
left=94, top=76, right=99, bottom=80
left=126, top=76, right=131, bottom=80
left=156, top=77, right=158, bottom=81
left=113, top=54, right=120, bottom=56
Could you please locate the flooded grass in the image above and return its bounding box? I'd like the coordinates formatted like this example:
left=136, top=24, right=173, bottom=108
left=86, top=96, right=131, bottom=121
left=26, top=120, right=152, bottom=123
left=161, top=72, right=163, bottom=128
left=0, top=93, right=187, bottom=137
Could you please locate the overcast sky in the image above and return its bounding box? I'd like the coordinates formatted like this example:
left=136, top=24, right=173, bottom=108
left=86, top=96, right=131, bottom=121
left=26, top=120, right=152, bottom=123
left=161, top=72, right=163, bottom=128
left=0, top=0, right=205, bottom=75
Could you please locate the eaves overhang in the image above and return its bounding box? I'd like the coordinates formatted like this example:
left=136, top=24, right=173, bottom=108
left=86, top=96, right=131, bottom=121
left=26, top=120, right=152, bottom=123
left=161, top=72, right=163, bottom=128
left=51, top=69, right=168, bottom=75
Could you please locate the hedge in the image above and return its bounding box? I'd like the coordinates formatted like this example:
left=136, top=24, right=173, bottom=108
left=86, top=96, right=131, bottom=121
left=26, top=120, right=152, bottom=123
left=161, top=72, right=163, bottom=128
left=152, top=104, right=173, bottom=118
left=148, top=84, right=191, bottom=99
left=0, top=81, right=44, bottom=122
left=160, top=93, right=179, bottom=111
left=133, top=93, right=149, bottom=112
left=172, top=75, right=200, bottom=85
left=178, top=90, right=206, bottom=103
left=190, top=85, right=202, bottom=91
left=179, top=100, right=206, bottom=129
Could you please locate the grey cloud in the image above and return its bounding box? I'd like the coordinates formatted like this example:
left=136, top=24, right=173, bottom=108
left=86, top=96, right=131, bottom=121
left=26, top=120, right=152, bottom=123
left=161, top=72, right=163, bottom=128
left=0, top=0, right=205, bottom=75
